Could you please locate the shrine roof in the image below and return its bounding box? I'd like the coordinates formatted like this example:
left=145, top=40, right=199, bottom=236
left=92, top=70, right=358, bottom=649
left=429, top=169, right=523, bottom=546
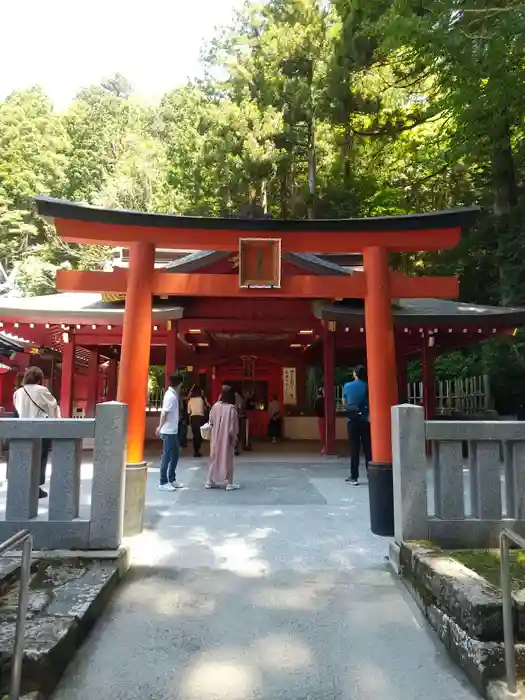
left=35, top=197, right=479, bottom=233
left=0, top=293, right=183, bottom=325
left=0, top=292, right=523, bottom=329
left=317, top=298, right=525, bottom=325
left=0, top=331, right=26, bottom=354
left=165, top=251, right=231, bottom=272
left=164, top=251, right=352, bottom=275
left=284, top=253, right=350, bottom=275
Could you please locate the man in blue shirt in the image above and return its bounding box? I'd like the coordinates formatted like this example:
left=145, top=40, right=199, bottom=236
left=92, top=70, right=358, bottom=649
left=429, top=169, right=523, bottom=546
left=343, top=365, right=372, bottom=485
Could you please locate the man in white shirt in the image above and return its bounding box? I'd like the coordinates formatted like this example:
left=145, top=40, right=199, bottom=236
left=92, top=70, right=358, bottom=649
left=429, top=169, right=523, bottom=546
left=156, top=373, right=184, bottom=490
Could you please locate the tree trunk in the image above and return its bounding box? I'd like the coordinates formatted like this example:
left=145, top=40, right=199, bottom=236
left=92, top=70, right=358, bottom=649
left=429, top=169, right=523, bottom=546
left=307, top=115, right=316, bottom=219
left=259, top=179, right=268, bottom=213
left=492, top=122, right=517, bottom=217
left=492, top=121, right=520, bottom=305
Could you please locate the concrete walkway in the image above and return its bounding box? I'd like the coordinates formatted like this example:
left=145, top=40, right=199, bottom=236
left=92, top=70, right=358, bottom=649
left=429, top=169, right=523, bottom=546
left=53, top=454, right=479, bottom=700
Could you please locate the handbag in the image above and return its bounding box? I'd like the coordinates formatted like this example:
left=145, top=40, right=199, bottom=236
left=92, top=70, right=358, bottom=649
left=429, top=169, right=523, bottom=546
left=200, top=422, right=212, bottom=441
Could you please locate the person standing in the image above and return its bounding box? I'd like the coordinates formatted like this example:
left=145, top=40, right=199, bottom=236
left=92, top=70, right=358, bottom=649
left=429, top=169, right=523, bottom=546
left=188, top=386, right=207, bottom=457
left=178, top=388, right=189, bottom=448
left=14, top=366, right=59, bottom=499
left=268, top=394, right=282, bottom=444
left=234, top=390, right=247, bottom=455
left=205, top=385, right=240, bottom=491
left=314, top=387, right=326, bottom=454
left=156, top=373, right=184, bottom=491
left=343, top=365, right=371, bottom=486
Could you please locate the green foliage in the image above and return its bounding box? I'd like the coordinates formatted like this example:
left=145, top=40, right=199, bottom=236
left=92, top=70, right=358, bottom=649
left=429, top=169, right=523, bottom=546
left=10, top=256, right=63, bottom=297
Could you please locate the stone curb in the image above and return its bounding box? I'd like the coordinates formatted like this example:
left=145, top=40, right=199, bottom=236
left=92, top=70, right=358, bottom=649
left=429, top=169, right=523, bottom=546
left=397, top=541, right=525, bottom=697
left=400, top=542, right=503, bottom=640
left=0, top=548, right=130, bottom=698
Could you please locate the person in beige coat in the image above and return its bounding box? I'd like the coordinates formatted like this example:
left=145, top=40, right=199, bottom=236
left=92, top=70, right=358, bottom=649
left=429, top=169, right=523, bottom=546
left=14, top=366, right=59, bottom=498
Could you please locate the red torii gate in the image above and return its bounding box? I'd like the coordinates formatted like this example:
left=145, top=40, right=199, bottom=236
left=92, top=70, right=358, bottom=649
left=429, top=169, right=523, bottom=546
left=36, top=197, right=479, bottom=473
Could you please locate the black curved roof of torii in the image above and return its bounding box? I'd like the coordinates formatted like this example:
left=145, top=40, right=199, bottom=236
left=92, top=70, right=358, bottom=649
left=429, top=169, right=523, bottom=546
left=35, top=196, right=480, bottom=233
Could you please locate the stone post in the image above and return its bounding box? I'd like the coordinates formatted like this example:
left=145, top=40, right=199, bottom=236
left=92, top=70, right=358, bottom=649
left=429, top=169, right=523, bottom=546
left=6, top=440, right=41, bottom=520
left=90, top=402, right=127, bottom=549
left=391, top=404, right=428, bottom=543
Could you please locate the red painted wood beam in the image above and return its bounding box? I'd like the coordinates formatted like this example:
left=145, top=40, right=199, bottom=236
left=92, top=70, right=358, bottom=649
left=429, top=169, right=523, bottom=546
left=73, top=333, right=168, bottom=346
left=54, top=218, right=462, bottom=253
left=57, top=269, right=366, bottom=298
left=178, top=319, right=321, bottom=333
left=183, top=298, right=313, bottom=320
left=57, top=269, right=458, bottom=299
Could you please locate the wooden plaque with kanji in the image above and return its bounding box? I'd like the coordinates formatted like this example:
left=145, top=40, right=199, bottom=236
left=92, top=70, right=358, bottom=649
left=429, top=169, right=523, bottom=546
left=239, top=238, right=281, bottom=288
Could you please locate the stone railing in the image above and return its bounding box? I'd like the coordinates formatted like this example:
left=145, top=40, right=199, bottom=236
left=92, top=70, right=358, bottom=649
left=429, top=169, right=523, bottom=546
left=392, top=403, right=525, bottom=548
left=0, top=402, right=127, bottom=550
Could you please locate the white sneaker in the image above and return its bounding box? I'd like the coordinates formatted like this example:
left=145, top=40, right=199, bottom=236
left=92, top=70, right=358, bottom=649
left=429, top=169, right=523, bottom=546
left=225, top=483, right=240, bottom=491
left=171, top=481, right=183, bottom=489
left=204, top=482, right=214, bottom=489
left=159, top=483, right=176, bottom=491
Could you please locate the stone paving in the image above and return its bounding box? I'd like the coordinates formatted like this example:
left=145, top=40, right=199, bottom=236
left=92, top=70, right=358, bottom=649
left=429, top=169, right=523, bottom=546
left=50, top=451, right=479, bottom=700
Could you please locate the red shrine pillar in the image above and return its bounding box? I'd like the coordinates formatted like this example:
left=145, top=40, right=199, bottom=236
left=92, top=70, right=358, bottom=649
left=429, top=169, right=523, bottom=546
left=363, top=246, right=398, bottom=464
left=86, top=348, right=99, bottom=418
left=117, top=242, right=155, bottom=464
left=106, top=359, right=118, bottom=402
left=323, top=321, right=337, bottom=455
left=165, top=321, right=177, bottom=389
left=422, top=336, right=436, bottom=419
left=60, top=336, right=75, bottom=418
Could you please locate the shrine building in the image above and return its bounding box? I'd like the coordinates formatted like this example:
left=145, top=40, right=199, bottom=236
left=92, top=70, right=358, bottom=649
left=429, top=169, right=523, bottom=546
left=0, top=197, right=523, bottom=467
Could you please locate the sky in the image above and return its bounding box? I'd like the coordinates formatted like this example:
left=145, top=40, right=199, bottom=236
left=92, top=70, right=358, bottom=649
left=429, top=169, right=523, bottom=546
left=1, top=0, right=245, bottom=109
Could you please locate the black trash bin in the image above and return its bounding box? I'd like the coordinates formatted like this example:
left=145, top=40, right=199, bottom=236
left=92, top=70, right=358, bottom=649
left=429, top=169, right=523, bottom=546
left=368, top=462, right=394, bottom=536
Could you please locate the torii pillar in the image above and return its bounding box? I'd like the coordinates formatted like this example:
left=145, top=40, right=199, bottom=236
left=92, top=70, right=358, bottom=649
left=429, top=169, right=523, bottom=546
left=117, top=241, right=155, bottom=536
left=363, top=246, right=398, bottom=536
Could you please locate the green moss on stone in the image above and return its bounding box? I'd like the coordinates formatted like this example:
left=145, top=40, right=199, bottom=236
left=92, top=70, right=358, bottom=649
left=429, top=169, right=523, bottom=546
left=410, top=540, right=441, bottom=550
left=450, top=549, right=525, bottom=590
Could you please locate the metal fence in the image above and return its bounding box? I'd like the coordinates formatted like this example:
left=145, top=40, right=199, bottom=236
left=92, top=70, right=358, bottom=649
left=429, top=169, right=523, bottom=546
left=407, top=374, right=491, bottom=414
left=147, top=386, right=164, bottom=411
left=306, top=374, right=491, bottom=415
left=1, top=530, right=33, bottom=700
left=500, top=528, right=525, bottom=694
left=0, top=402, right=127, bottom=550
left=392, top=403, right=525, bottom=549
